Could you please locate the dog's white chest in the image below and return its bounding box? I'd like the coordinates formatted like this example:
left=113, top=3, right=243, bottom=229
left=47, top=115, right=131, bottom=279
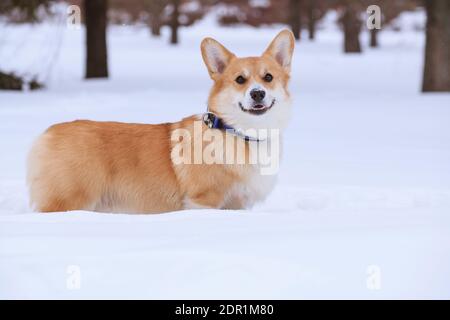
left=225, top=170, right=277, bottom=209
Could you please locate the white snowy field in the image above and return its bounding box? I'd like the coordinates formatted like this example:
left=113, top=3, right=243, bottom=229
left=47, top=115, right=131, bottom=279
left=1, top=11, right=450, bottom=299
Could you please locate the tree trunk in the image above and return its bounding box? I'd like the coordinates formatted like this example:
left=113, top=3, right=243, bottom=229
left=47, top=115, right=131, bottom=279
left=369, top=28, right=378, bottom=47
left=307, top=0, right=315, bottom=40
left=150, top=14, right=161, bottom=36
left=145, top=0, right=165, bottom=37
left=289, top=0, right=302, bottom=41
left=85, top=0, right=108, bottom=79
left=422, top=0, right=450, bottom=92
left=170, top=0, right=180, bottom=45
left=342, top=3, right=362, bottom=53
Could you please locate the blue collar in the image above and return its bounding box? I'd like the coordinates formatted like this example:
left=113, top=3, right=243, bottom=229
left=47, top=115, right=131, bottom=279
left=202, top=112, right=263, bottom=142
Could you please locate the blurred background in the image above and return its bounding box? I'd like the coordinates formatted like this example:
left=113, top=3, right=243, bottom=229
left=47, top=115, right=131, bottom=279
left=0, top=0, right=448, bottom=92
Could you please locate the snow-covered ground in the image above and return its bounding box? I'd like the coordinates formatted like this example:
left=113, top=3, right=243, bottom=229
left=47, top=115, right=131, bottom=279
left=1, top=11, right=450, bottom=299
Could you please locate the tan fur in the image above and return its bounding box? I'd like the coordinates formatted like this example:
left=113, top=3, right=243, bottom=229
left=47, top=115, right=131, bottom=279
left=27, top=30, right=295, bottom=214
left=28, top=120, right=182, bottom=213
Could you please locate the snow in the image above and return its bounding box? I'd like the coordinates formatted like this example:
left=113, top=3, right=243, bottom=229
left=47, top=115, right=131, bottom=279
left=1, top=10, right=450, bottom=299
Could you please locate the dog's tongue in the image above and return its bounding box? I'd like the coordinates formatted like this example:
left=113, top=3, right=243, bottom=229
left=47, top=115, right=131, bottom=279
left=253, top=104, right=265, bottom=109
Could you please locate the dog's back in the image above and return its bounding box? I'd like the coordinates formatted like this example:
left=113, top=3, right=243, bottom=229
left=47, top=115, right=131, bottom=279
left=27, top=120, right=182, bottom=213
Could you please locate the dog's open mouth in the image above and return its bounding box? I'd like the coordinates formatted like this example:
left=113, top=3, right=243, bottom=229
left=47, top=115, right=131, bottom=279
left=239, top=99, right=275, bottom=115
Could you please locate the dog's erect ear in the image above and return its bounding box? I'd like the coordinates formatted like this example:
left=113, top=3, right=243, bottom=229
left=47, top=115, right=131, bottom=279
left=263, top=30, right=295, bottom=73
left=201, top=37, right=235, bottom=79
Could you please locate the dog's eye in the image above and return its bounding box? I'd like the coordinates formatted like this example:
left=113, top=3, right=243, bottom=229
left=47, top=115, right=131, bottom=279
left=235, top=76, right=246, bottom=84
left=264, top=73, right=273, bottom=82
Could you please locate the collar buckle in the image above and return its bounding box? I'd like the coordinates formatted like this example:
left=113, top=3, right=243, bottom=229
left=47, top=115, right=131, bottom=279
left=202, top=112, right=217, bottom=129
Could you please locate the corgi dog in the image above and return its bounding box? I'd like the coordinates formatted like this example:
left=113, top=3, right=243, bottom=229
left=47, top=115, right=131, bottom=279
left=27, top=30, right=295, bottom=214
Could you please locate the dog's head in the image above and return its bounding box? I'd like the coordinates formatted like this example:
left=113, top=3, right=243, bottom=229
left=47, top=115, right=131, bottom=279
left=201, top=30, right=295, bottom=131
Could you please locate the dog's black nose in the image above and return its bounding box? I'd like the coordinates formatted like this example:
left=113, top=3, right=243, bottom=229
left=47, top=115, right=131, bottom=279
left=250, top=89, right=266, bottom=103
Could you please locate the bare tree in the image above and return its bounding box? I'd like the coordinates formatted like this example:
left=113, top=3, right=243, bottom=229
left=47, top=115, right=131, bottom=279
left=369, top=29, right=378, bottom=47
left=364, top=0, right=420, bottom=49
left=289, top=0, right=302, bottom=41
left=169, top=0, right=180, bottom=44
left=0, top=0, right=53, bottom=22
left=339, top=0, right=362, bottom=53
left=306, top=0, right=316, bottom=40
left=422, top=0, right=450, bottom=92
left=85, top=0, right=109, bottom=79
left=144, top=0, right=167, bottom=37
left=166, top=0, right=206, bottom=45
left=216, top=0, right=328, bottom=41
